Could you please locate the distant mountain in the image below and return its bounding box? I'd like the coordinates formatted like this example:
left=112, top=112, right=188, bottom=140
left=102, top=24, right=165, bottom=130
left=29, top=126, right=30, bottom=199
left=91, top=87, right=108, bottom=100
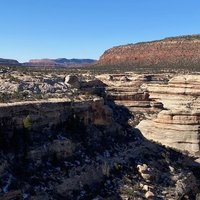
left=97, top=34, right=200, bottom=69
left=54, top=58, right=96, bottom=65
left=0, top=58, right=20, bottom=66
left=23, top=58, right=96, bottom=67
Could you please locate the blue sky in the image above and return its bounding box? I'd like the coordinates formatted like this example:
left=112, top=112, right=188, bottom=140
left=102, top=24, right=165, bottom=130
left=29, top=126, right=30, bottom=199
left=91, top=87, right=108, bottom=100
left=0, top=0, right=200, bottom=62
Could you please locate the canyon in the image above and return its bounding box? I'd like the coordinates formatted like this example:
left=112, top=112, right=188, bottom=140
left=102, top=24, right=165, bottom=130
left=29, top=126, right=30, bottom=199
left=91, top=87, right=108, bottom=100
left=97, top=73, right=200, bottom=158
left=1, top=34, right=200, bottom=199
left=0, top=68, right=199, bottom=199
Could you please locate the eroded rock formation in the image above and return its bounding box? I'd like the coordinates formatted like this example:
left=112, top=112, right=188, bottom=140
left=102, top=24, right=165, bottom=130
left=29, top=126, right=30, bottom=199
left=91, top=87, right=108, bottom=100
left=97, top=73, right=200, bottom=157
left=137, top=75, right=200, bottom=156
left=97, top=73, right=167, bottom=125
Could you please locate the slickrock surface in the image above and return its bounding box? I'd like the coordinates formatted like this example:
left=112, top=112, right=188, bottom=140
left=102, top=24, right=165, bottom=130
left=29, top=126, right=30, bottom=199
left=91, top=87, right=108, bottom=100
left=96, top=73, right=167, bottom=125
left=97, top=35, right=200, bottom=69
left=97, top=73, right=200, bottom=156
left=137, top=75, right=200, bottom=156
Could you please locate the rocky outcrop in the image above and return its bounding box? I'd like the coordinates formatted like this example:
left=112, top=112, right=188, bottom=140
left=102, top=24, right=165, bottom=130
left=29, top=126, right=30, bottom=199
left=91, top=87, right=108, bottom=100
left=96, top=73, right=200, bottom=157
left=0, top=71, right=103, bottom=102
left=97, top=73, right=167, bottom=125
left=97, top=34, right=200, bottom=69
left=64, top=75, right=80, bottom=89
left=137, top=75, right=200, bottom=156
left=0, top=97, right=113, bottom=134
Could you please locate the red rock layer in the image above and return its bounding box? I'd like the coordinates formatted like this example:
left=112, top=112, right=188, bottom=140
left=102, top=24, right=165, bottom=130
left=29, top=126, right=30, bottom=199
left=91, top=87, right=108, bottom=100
left=97, top=35, right=200, bottom=68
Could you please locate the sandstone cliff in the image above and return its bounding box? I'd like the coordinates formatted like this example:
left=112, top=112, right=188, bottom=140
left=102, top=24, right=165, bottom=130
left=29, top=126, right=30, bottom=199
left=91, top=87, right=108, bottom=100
left=97, top=73, right=200, bottom=158
left=96, top=73, right=167, bottom=125
left=137, top=75, right=200, bottom=156
left=97, top=34, right=200, bottom=69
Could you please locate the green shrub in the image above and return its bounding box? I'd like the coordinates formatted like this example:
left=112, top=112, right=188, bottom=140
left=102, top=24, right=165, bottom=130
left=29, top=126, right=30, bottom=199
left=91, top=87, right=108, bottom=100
left=23, top=115, right=33, bottom=130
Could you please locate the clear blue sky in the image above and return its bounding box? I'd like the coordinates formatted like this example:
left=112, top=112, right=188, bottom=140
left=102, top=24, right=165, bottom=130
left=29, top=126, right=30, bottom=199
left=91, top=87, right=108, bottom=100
left=0, top=0, right=200, bottom=62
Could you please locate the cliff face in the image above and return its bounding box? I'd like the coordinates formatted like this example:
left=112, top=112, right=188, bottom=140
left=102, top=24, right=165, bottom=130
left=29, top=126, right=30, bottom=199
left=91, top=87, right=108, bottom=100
left=97, top=73, right=200, bottom=157
left=96, top=73, right=166, bottom=125
left=137, top=75, right=200, bottom=156
left=97, top=35, right=200, bottom=68
left=0, top=98, right=113, bottom=134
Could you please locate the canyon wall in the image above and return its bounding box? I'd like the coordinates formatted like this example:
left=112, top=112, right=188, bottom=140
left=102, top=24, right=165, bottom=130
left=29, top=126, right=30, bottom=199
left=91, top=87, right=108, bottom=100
left=137, top=75, right=200, bottom=156
left=98, top=73, right=200, bottom=157
left=97, top=73, right=167, bottom=125
left=0, top=98, right=113, bottom=137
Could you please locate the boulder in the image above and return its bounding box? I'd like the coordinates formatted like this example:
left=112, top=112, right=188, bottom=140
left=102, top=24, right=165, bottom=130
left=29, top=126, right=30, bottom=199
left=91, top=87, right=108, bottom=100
left=64, top=75, right=80, bottom=89
left=175, top=173, right=198, bottom=199
left=145, top=191, right=155, bottom=199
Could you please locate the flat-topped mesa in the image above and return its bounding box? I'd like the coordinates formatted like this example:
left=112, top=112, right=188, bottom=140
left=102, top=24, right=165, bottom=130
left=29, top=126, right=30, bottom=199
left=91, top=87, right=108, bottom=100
left=137, top=75, right=200, bottom=156
left=97, top=34, right=200, bottom=68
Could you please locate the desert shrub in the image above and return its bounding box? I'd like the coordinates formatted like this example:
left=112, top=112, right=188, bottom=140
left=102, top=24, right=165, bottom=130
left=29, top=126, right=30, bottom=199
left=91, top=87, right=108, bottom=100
left=23, top=115, right=33, bottom=130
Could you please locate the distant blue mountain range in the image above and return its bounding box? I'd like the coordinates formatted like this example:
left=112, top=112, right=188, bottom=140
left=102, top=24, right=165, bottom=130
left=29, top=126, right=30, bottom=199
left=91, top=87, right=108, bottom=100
left=0, top=57, right=96, bottom=67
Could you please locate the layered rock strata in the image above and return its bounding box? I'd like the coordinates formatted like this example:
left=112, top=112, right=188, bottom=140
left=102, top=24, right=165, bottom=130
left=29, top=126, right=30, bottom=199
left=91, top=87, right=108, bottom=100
left=97, top=35, right=200, bottom=69
left=97, top=73, right=200, bottom=156
left=137, top=75, right=200, bottom=156
left=97, top=73, right=167, bottom=125
left=0, top=97, right=113, bottom=135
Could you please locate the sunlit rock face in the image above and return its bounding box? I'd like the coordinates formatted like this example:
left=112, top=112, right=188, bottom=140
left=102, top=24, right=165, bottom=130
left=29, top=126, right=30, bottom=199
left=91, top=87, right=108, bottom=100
left=97, top=35, right=200, bottom=68
left=97, top=73, right=200, bottom=156
left=137, top=75, right=200, bottom=156
left=97, top=73, right=167, bottom=125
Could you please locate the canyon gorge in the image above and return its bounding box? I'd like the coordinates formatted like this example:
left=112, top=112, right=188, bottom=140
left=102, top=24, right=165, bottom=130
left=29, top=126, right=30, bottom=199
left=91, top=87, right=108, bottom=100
left=0, top=67, right=199, bottom=199
left=1, top=34, right=200, bottom=199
